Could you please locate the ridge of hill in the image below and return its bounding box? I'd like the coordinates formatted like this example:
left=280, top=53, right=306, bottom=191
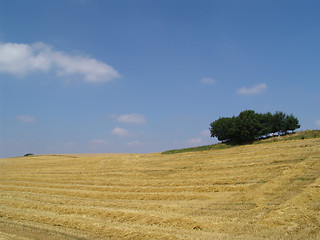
left=0, top=132, right=319, bottom=239
left=162, top=129, right=320, bottom=154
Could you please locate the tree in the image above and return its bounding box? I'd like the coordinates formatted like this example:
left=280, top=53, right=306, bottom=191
left=257, top=112, right=273, bottom=136
left=210, top=117, right=237, bottom=142
left=283, top=114, right=300, bottom=133
left=24, top=153, right=34, bottom=156
left=271, top=111, right=286, bottom=134
left=233, top=110, right=261, bottom=143
left=209, top=110, right=300, bottom=144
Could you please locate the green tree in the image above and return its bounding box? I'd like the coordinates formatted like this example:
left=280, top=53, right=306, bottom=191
left=258, top=112, right=273, bottom=136
left=233, top=110, right=261, bottom=143
left=210, top=117, right=237, bottom=142
left=210, top=110, right=300, bottom=144
left=271, top=111, right=286, bottom=134
left=283, top=114, right=300, bottom=133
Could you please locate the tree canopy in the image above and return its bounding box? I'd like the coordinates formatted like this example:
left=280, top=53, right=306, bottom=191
left=210, top=110, right=300, bottom=144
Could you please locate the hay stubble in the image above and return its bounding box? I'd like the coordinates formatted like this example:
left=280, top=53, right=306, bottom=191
left=0, top=139, right=319, bottom=239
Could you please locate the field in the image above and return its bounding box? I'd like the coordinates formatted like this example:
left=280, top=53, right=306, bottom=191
left=0, top=134, right=320, bottom=239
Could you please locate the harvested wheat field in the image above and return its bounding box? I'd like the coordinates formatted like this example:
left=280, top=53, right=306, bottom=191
left=1, top=135, right=320, bottom=239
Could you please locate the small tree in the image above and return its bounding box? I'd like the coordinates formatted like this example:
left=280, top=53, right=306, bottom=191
left=233, top=110, right=261, bottom=143
left=283, top=114, right=300, bottom=133
left=210, top=117, right=237, bottom=142
left=271, top=111, right=286, bottom=134
left=24, top=153, right=34, bottom=156
left=258, top=112, right=273, bottom=136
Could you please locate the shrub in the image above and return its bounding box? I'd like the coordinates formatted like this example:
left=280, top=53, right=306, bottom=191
left=24, top=153, right=34, bottom=157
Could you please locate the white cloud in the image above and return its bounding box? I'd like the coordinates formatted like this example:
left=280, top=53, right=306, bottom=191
left=111, top=127, right=129, bottom=136
left=116, top=113, right=146, bottom=124
left=17, top=115, right=35, bottom=123
left=237, top=83, right=267, bottom=95
left=177, top=129, right=216, bottom=149
left=0, top=42, right=51, bottom=77
left=315, top=119, right=320, bottom=128
left=201, top=78, right=215, bottom=84
left=189, top=130, right=211, bottom=144
left=0, top=42, right=120, bottom=82
left=200, top=130, right=211, bottom=137
left=186, top=137, right=205, bottom=146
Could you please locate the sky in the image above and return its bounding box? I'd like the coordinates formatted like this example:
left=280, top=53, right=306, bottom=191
left=1, top=0, right=320, bottom=158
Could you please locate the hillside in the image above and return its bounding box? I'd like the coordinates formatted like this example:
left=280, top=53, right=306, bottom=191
left=0, top=135, right=319, bottom=239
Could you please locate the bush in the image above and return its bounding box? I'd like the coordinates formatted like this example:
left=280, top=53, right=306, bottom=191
left=24, top=153, right=34, bottom=157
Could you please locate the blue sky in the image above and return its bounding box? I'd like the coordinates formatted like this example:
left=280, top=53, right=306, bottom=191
left=1, top=0, right=320, bottom=158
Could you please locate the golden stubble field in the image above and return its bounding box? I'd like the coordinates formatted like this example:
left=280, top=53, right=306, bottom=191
left=0, top=138, right=319, bottom=239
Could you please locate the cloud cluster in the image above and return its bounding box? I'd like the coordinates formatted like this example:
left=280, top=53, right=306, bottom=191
left=116, top=113, right=146, bottom=124
left=201, top=78, right=215, bottom=84
left=200, top=130, right=211, bottom=137
left=186, top=137, right=205, bottom=146
left=183, top=130, right=213, bottom=148
left=237, top=83, right=267, bottom=95
left=0, top=42, right=120, bottom=82
left=111, top=127, right=129, bottom=136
